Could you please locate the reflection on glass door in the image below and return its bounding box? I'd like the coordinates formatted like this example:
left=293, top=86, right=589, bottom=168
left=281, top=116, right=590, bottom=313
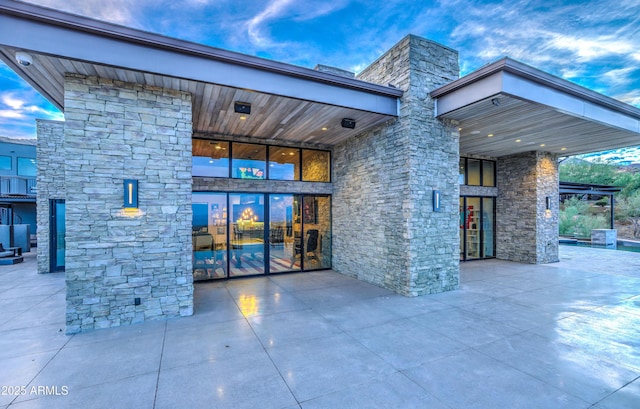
left=302, top=195, right=331, bottom=270
left=482, top=198, right=495, bottom=258
left=465, top=197, right=481, bottom=260
left=50, top=199, right=65, bottom=272
left=229, top=194, right=265, bottom=277
left=192, top=193, right=228, bottom=281
left=460, top=196, right=495, bottom=261
left=269, top=194, right=301, bottom=273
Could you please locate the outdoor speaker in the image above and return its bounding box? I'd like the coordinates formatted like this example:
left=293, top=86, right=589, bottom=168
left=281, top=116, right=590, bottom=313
left=234, top=101, right=251, bottom=114
left=341, top=118, right=356, bottom=129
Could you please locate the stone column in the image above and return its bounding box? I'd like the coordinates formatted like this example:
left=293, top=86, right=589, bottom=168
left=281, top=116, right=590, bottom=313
left=36, top=119, right=65, bottom=274
left=496, top=151, right=559, bottom=263
left=333, top=35, right=460, bottom=296
left=63, top=74, right=194, bottom=333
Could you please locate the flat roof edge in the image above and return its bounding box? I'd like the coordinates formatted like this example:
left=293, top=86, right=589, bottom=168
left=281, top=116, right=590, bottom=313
left=0, top=0, right=403, bottom=99
left=432, top=57, right=640, bottom=120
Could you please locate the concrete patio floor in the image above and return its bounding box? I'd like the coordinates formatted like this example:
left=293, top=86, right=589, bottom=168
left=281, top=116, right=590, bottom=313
left=1, top=246, right=639, bottom=409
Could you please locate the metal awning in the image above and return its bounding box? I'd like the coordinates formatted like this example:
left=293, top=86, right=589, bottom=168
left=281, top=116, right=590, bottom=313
left=432, top=58, right=640, bottom=158
left=0, top=0, right=402, bottom=146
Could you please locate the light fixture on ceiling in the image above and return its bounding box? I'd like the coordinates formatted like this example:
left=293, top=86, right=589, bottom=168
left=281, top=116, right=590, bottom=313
left=515, top=139, right=521, bottom=142
left=15, top=51, right=33, bottom=67
left=321, top=127, right=328, bottom=131
left=234, top=101, right=251, bottom=114
left=491, top=98, right=500, bottom=106
left=540, top=144, right=546, bottom=147
left=487, top=133, right=494, bottom=137
left=341, top=118, right=356, bottom=129
left=561, top=147, right=567, bottom=151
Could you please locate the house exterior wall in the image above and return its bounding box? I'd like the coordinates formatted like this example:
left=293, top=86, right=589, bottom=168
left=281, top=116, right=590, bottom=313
left=496, top=151, right=559, bottom=263
left=62, top=74, right=194, bottom=333
left=332, top=35, right=460, bottom=296
left=36, top=119, right=65, bottom=274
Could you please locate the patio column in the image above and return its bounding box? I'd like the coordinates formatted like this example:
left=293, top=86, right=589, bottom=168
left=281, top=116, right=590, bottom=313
left=63, top=74, right=194, bottom=333
left=496, top=151, right=559, bottom=263
left=332, top=35, right=460, bottom=295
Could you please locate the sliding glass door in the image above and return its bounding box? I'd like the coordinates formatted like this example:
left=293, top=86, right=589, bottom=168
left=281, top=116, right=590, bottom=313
left=192, top=192, right=331, bottom=281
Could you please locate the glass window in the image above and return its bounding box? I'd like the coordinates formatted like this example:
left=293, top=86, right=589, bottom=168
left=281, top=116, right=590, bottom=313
left=467, top=159, right=480, bottom=186
left=482, top=198, right=495, bottom=257
left=229, top=194, right=265, bottom=276
left=458, top=158, right=466, bottom=185
left=303, top=195, right=331, bottom=269
left=269, top=147, right=300, bottom=181
left=483, top=161, right=495, bottom=187
left=17, top=157, right=36, bottom=177
left=232, top=143, right=266, bottom=179
left=192, top=140, right=229, bottom=177
left=192, top=193, right=228, bottom=280
left=269, top=194, right=301, bottom=272
left=302, top=149, right=330, bottom=182
left=0, top=155, right=11, bottom=171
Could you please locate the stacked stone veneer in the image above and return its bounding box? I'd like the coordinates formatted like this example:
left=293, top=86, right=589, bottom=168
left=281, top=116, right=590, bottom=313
left=59, top=74, right=194, bottom=333
left=496, top=151, right=559, bottom=263
left=36, top=119, right=66, bottom=274
left=333, top=35, right=460, bottom=296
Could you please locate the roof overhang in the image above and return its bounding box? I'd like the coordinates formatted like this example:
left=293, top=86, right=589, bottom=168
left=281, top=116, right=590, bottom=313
left=432, top=58, right=640, bottom=157
left=559, top=181, right=622, bottom=196
left=0, top=0, right=402, bottom=145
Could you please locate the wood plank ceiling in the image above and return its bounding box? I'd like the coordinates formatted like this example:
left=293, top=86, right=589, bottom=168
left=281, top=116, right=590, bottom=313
left=0, top=46, right=394, bottom=146
left=452, top=94, right=640, bottom=157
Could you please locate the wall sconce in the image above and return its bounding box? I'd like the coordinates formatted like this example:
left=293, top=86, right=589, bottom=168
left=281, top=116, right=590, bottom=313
left=234, top=101, right=251, bottom=114
left=546, top=196, right=551, bottom=210
left=433, top=190, right=441, bottom=212
left=124, top=179, right=138, bottom=208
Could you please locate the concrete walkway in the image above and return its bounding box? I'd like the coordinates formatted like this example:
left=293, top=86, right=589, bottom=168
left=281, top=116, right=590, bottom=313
left=1, top=247, right=639, bottom=409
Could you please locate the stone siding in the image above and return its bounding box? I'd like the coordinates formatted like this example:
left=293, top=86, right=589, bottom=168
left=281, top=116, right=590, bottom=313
left=36, top=120, right=65, bottom=274
left=496, top=151, right=559, bottom=263
left=63, top=74, right=194, bottom=333
left=333, top=35, right=460, bottom=296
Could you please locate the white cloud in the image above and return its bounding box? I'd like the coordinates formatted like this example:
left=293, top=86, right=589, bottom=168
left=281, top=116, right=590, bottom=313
left=245, top=0, right=295, bottom=47
left=1, top=94, right=24, bottom=110
left=547, top=33, right=634, bottom=62
left=0, top=110, right=24, bottom=119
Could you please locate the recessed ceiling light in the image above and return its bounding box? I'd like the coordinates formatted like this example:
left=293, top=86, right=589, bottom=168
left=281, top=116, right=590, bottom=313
left=561, top=147, right=567, bottom=151
left=515, top=139, right=521, bottom=142
left=487, top=133, right=494, bottom=137
left=239, top=115, right=247, bottom=120
left=289, top=152, right=295, bottom=156
left=322, top=127, right=328, bottom=131
left=540, top=144, right=546, bottom=147
left=458, top=127, right=462, bottom=131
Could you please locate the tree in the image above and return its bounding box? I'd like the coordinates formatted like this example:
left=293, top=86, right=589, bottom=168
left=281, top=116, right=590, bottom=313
left=617, top=192, right=640, bottom=238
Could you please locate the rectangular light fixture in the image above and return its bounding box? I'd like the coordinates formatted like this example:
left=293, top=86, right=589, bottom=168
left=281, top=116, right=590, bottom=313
left=124, top=179, right=138, bottom=208
left=433, top=190, right=441, bottom=212
left=234, top=101, right=251, bottom=114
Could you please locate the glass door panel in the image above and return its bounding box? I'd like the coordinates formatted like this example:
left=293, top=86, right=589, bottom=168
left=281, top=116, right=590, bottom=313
left=269, top=194, right=301, bottom=273
left=459, top=198, right=465, bottom=261
left=303, top=195, right=331, bottom=270
left=192, top=193, right=228, bottom=280
left=482, top=198, right=495, bottom=258
left=465, top=197, right=481, bottom=260
left=229, top=194, right=265, bottom=276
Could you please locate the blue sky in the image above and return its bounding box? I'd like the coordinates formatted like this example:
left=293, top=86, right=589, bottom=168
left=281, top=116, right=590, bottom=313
left=1, top=0, right=639, bottom=148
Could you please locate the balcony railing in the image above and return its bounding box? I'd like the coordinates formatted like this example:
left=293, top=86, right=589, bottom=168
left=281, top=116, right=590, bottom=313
left=0, top=176, right=36, bottom=196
